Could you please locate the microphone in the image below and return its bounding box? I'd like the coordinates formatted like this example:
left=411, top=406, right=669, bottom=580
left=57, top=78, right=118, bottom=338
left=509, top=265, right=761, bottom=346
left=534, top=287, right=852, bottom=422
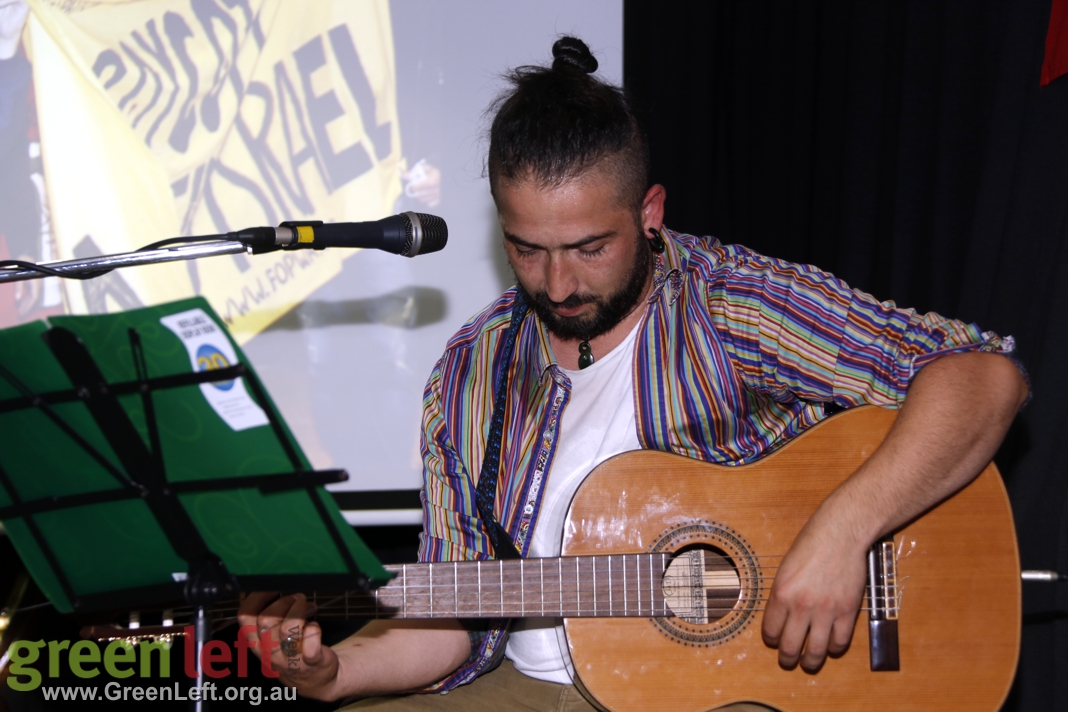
left=229, top=212, right=448, bottom=257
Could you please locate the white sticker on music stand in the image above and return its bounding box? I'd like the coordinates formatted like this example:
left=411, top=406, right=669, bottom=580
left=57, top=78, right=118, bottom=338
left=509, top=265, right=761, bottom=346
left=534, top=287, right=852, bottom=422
left=160, top=308, right=269, bottom=431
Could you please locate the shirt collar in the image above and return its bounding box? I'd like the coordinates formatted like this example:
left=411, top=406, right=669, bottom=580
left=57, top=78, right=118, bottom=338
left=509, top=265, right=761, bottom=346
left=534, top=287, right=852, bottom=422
left=522, top=306, right=558, bottom=382
left=649, top=227, right=685, bottom=306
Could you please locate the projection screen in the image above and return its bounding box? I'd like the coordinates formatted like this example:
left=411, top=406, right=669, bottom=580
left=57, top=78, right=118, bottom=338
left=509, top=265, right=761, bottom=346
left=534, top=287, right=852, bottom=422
left=0, top=0, right=623, bottom=524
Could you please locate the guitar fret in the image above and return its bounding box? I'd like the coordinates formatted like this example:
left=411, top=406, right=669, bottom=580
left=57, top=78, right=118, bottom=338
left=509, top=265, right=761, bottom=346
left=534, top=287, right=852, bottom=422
left=402, top=565, right=407, bottom=614
left=499, top=559, right=504, bottom=616
left=622, top=555, right=627, bottom=615
left=593, top=557, right=597, bottom=615
left=631, top=556, right=636, bottom=615
left=429, top=563, right=434, bottom=616
left=639, top=555, right=645, bottom=615
left=608, top=555, right=613, bottom=615
left=650, top=556, right=655, bottom=616
left=634, top=555, right=640, bottom=615
left=576, top=559, right=585, bottom=614
left=559, top=559, right=568, bottom=614
left=454, top=561, right=458, bottom=617
left=660, top=554, right=667, bottom=615
left=633, top=556, right=638, bottom=615
left=477, top=560, right=482, bottom=617
left=520, top=558, right=525, bottom=616
left=540, top=559, right=545, bottom=617
left=649, top=555, right=654, bottom=615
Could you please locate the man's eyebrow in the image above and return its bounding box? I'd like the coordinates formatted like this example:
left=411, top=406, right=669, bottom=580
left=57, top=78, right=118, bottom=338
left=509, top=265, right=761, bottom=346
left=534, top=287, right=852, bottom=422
left=503, top=230, right=617, bottom=250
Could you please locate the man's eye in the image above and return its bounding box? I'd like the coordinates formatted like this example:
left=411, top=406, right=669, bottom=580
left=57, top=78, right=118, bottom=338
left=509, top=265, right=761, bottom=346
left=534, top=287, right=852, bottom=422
left=579, top=245, right=606, bottom=257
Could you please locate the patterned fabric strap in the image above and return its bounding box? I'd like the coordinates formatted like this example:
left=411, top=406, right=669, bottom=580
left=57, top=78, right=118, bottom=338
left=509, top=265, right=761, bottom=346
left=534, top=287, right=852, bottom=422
left=473, top=293, right=528, bottom=559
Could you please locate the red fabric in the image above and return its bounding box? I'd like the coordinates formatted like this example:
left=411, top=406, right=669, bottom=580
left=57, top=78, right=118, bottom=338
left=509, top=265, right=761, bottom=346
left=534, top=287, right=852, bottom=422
left=1041, top=0, right=1068, bottom=86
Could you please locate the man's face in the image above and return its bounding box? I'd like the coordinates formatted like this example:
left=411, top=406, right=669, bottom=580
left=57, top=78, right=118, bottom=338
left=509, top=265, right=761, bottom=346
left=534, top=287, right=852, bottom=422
left=497, top=171, right=653, bottom=342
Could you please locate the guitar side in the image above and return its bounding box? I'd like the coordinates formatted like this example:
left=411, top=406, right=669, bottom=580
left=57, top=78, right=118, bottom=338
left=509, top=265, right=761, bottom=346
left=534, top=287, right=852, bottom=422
left=562, top=406, right=1020, bottom=712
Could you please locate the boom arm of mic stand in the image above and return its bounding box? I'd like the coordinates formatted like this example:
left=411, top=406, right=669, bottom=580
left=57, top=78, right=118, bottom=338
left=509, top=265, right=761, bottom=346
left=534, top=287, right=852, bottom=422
left=0, top=240, right=251, bottom=284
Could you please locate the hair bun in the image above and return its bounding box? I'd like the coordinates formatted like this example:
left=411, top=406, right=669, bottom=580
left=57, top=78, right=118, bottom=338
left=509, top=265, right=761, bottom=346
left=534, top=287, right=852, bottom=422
left=551, top=37, right=598, bottom=74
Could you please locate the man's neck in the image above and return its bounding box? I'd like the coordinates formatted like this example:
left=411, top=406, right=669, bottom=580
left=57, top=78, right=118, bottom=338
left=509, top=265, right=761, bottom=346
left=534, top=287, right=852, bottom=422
left=547, top=289, right=652, bottom=371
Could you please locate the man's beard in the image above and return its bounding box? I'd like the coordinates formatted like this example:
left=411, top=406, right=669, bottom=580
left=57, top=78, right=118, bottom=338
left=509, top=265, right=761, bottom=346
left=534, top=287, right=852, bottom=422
left=515, top=233, right=652, bottom=343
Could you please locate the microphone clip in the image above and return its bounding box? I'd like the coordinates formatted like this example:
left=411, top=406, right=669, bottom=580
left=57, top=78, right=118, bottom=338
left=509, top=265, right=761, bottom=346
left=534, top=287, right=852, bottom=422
left=227, top=221, right=324, bottom=255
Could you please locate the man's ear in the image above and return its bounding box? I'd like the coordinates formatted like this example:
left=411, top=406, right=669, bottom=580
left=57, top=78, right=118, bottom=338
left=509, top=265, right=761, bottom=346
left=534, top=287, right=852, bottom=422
left=641, top=184, right=667, bottom=232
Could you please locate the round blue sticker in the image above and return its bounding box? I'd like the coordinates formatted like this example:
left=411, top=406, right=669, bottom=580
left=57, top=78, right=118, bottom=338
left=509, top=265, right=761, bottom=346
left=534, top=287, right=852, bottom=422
left=195, top=344, right=235, bottom=391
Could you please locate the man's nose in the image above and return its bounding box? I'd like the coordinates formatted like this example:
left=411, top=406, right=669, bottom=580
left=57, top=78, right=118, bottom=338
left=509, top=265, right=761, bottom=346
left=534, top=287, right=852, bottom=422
left=544, top=254, right=576, bottom=303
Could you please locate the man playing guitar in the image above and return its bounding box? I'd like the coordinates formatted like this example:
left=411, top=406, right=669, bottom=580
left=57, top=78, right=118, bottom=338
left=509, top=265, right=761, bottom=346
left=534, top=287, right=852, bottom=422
left=238, top=37, right=1027, bottom=711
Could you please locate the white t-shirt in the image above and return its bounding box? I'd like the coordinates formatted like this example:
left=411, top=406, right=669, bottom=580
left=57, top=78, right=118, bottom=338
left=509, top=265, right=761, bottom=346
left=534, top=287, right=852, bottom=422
left=504, top=322, right=642, bottom=684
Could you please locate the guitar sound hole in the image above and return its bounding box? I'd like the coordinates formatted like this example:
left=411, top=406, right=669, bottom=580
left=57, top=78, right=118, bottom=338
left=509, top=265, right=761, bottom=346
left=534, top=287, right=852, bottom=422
left=662, top=546, right=741, bottom=624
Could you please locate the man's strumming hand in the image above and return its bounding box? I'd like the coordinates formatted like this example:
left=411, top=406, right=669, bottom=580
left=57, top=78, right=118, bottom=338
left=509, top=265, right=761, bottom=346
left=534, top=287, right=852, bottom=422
left=760, top=500, right=869, bottom=672
left=237, top=592, right=343, bottom=700
left=761, top=351, right=1027, bottom=672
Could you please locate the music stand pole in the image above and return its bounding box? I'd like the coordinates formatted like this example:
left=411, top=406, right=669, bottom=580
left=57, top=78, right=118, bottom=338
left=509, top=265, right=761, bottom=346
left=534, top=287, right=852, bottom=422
left=193, top=605, right=210, bottom=712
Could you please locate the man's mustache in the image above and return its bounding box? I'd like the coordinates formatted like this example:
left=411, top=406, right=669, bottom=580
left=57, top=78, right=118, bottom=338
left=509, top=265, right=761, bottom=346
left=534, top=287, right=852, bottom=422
left=537, top=292, right=598, bottom=310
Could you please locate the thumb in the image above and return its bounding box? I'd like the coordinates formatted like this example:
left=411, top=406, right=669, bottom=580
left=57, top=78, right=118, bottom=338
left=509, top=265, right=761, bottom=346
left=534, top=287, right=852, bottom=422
left=300, top=620, right=326, bottom=665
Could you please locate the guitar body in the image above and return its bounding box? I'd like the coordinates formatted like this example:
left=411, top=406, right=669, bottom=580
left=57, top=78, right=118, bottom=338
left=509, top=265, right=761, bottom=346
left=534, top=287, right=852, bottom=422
left=562, top=406, right=1020, bottom=711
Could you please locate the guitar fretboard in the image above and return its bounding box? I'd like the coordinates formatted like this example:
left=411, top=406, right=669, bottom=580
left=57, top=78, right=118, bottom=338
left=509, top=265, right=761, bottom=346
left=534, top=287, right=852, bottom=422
left=347, top=553, right=675, bottom=619
left=81, top=551, right=737, bottom=642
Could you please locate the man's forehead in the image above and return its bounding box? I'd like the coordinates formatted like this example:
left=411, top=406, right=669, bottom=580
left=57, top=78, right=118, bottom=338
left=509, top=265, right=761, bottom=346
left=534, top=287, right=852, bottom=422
left=495, top=168, right=633, bottom=216
left=498, top=169, right=599, bottom=195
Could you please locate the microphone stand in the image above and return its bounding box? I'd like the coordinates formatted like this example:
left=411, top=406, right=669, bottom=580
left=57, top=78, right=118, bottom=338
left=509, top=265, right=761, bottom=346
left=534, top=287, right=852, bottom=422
left=0, top=213, right=447, bottom=284
left=0, top=238, right=251, bottom=284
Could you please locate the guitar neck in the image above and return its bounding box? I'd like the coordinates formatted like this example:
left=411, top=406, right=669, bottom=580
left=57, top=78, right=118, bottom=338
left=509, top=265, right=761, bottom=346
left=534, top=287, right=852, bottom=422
left=82, top=553, right=682, bottom=640
left=339, top=553, right=674, bottom=619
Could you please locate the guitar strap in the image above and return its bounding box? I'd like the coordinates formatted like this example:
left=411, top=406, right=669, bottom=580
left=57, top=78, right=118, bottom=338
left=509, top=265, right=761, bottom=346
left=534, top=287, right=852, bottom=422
left=473, top=292, right=528, bottom=560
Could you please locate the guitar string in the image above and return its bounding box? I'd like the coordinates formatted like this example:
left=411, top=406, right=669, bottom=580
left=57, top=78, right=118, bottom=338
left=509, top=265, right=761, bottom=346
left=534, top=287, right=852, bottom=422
left=112, top=584, right=901, bottom=620
left=99, top=592, right=899, bottom=632
left=92, top=601, right=895, bottom=639
left=99, top=578, right=901, bottom=617
left=95, top=578, right=903, bottom=629
left=160, top=591, right=899, bottom=616
left=156, top=576, right=900, bottom=603
left=101, top=567, right=899, bottom=616
left=94, top=555, right=904, bottom=633
left=96, top=603, right=892, bottom=630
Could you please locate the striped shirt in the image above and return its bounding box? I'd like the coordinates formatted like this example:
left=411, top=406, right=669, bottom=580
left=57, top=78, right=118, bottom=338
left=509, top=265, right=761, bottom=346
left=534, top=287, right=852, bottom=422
left=417, top=230, right=1012, bottom=692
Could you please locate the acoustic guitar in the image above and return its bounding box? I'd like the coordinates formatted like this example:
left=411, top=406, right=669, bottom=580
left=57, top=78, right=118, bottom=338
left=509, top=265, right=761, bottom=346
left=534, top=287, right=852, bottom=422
left=88, top=406, right=1020, bottom=711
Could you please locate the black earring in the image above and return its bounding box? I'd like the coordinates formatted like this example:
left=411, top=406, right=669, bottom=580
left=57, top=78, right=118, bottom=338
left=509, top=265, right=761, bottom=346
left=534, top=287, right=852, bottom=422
left=648, top=227, right=666, bottom=254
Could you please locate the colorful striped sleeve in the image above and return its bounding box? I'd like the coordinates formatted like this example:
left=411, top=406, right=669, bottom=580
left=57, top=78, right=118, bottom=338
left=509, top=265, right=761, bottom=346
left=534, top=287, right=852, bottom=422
left=706, top=244, right=1012, bottom=408
left=418, top=355, right=492, bottom=564
left=414, top=303, right=519, bottom=693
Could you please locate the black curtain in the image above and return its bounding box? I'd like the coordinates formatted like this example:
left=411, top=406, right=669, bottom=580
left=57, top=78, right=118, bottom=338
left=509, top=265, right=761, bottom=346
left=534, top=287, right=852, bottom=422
left=624, top=1, right=1067, bottom=710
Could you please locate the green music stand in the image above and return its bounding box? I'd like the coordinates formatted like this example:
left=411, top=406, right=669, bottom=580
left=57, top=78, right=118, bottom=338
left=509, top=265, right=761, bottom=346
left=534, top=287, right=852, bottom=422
left=0, top=297, right=389, bottom=690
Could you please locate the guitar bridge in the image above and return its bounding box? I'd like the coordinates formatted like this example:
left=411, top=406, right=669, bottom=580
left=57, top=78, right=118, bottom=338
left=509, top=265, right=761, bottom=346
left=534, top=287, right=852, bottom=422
left=867, top=537, right=899, bottom=671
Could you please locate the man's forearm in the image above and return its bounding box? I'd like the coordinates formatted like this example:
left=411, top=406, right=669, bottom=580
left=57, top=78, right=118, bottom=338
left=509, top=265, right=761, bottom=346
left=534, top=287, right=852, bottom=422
left=328, top=619, right=472, bottom=700
left=816, top=350, right=1028, bottom=547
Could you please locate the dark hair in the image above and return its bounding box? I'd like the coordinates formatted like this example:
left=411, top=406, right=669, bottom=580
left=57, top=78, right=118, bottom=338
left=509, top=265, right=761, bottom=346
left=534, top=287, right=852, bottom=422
left=487, top=37, right=649, bottom=213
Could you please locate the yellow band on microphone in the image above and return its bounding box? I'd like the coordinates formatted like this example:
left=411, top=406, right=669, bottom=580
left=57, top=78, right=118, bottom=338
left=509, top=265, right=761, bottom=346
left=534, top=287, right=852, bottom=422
left=296, top=225, right=315, bottom=244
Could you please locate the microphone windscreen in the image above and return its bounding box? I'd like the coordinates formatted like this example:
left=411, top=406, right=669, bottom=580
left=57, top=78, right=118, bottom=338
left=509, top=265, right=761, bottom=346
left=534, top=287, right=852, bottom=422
left=409, top=213, right=448, bottom=256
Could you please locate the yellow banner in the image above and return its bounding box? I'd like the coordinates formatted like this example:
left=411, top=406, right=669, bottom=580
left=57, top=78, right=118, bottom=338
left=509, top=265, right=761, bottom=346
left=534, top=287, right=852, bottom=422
left=26, top=0, right=402, bottom=341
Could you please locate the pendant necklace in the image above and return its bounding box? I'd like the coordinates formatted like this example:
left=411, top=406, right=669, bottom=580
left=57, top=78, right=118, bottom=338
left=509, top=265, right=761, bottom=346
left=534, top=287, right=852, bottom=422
left=578, top=340, right=594, bottom=369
